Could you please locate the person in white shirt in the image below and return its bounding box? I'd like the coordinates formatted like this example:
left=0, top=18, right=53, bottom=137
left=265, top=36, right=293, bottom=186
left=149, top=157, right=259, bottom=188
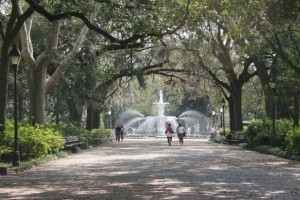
left=176, top=123, right=186, bottom=145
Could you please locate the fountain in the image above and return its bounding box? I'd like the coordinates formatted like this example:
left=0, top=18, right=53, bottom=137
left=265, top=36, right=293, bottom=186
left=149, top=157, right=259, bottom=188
left=119, top=90, right=211, bottom=137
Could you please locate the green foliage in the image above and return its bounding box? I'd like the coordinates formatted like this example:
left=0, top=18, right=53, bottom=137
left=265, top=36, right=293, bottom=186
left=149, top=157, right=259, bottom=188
left=177, top=93, right=210, bottom=115
left=1, top=121, right=112, bottom=164
left=88, top=128, right=112, bottom=146
left=250, top=145, right=292, bottom=159
left=245, top=118, right=294, bottom=149
left=0, top=121, right=64, bottom=161
left=286, top=127, right=300, bottom=155
left=45, top=122, right=92, bottom=148
left=44, top=122, right=111, bottom=147
left=45, top=122, right=89, bottom=138
left=273, top=119, right=293, bottom=147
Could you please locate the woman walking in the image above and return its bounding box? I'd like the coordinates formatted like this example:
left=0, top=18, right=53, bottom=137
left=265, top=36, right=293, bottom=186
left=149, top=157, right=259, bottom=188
left=165, top=123, right=174, bottom=146
left=176, top=123, right=186, bottom=145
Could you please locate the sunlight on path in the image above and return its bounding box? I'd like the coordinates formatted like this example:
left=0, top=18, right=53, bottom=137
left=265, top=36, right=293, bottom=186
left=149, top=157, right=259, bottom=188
left=0, top=138, right=300, bottom=199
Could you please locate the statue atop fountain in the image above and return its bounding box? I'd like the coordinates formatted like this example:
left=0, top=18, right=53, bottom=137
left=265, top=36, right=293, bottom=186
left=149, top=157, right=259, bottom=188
left=153, top=90, right=169, bottom=117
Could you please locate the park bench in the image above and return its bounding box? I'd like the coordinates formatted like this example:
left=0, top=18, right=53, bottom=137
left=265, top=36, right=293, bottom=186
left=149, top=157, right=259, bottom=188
left=63, top=135, right=83, bottom=152
left=224, top=132, right=245, bottom=144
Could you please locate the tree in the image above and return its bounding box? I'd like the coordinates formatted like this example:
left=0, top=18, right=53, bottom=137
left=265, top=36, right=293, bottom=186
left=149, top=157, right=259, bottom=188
left=0, top=0, right=35, bottom=132
left=180, top=1, right=257, bottom=131
left=20, top=3, right=101, bottom=125
left=6, top=0, right=190, bottom=127
left=0, top=0, right=191, bottom=130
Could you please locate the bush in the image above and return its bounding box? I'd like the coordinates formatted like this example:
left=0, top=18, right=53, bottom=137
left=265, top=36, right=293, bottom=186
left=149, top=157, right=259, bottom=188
left=245, top=118, right=272, bottom=146
left=45, top=122, right=85, bottom=136
left=45, top=122, right=90, bottom=142
left=286, top=127, right=300, bottom=155
left=0, top=121, right=64, bottom=161
left=1, top=121, right=112, bottom=164
left=245, top=118, right=293, bottom=149
left=273, top=119, right=293, bottom=148
left=88, top=128, right=112, bottom=146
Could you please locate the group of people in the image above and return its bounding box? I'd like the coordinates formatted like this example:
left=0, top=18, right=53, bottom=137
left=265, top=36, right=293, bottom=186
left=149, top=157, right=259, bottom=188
left=115, top=123, right=187, bottom=145
left=165, top=123, right=186, bottom=146
left=115, top=124, right=125, bottom=142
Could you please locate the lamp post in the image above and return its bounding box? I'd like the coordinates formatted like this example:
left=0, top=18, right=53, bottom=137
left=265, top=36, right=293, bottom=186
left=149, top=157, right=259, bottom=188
left=212, top=111, right=215, bottom=126
left=108, top=110, right=111, bottom=129
left=270, top=82, right=276, bottom=136
left=9, top=44, right=21, bottom=167
left=221, top=98, right=225, bottom=136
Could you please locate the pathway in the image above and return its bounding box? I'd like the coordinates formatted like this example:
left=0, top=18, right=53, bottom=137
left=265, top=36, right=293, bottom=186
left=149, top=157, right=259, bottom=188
left=0, top=138, right=300, bottom=199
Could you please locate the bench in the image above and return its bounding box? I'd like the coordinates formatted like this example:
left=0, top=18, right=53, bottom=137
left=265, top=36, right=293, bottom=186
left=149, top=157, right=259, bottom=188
left=224, top=133, right=245, bottom=144
left=63, top=136, right=83, bottom=151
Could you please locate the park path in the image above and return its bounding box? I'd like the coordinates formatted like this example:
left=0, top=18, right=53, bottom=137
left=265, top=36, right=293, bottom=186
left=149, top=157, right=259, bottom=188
left=0, top=138, right=300, bottom=200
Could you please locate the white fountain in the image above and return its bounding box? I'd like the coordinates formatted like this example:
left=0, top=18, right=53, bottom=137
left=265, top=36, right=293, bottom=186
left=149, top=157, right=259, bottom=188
left=121, top=90, right=178, bottom=136
left=120, top=90, right=211, bottom=137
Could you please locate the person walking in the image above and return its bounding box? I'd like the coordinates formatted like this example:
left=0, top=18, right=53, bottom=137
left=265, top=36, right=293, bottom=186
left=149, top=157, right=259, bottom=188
left=120, top=125, right=125, bottom=141
left=210, top=126, right=217, bottom=140
left=176, top=123, right=186, bottom=145
left=165, top=123, right=174, bottom=146
left=115, top=125, right=121, bottom=142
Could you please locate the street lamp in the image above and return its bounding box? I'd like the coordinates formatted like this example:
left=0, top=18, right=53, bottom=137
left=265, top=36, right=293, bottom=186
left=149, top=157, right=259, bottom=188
left=270, top=82, right=276, bottom=136
left=221, top=98, right=226, bottom=136
left=9, top=44, right=21, bottom=167
left=212, top=111, right=215, bottom=126
left=108, top=110, right=111, bottom=129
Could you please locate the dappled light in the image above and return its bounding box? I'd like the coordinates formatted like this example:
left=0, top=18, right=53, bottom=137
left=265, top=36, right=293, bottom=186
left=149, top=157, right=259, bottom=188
left=1, top=138, right=300, bottom=199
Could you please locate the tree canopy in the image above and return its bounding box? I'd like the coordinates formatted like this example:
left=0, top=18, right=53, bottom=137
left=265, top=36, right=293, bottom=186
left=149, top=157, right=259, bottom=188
left=0, top=0, right=299, bottom=132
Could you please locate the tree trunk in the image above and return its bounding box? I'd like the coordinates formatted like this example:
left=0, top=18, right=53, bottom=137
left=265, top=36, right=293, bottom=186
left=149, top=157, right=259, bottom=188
left=252, top=55, right=274, bottom=118
left=28, top=67, right=47, bottom=125
left=227, top=90, right=243, bottom=132
left=264, top=86, right=273, bottom=118
left=234, top=87, right=243, bottom=131
left=86, top=104, right=93, bottom=131
left=0, top=1, right=33, bottom=132
left=0, top=45, right=10, bottom=132
left=92, top=109, right=100, bottom=129
left=66, top=98, right=83, bottom=124
left=228, top=96, right=235, bottom=131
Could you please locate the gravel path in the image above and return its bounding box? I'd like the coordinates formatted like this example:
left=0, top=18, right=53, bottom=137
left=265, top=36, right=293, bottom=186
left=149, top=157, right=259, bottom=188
left=1, top=138, right=300, bottom=199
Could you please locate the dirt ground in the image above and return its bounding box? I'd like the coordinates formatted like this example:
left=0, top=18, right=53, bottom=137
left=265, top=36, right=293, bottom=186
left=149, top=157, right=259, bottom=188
left=0, top=138, right=300, bottom=200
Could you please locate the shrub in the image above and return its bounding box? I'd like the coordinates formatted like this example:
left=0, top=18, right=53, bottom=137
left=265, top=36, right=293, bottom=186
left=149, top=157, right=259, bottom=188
left=245, top=118, right=272, bottom=146
left=88, top=127, right=112, bottom=146
left=273, top=119, right=293, bottom=148
left=286, top=127, right=300, bottom=155
left=45, top=122, right=83, bottom=136
left=46, top=122, right=89, bottom=142
left=0, top=121, right=64, bottom=161
left=245, top=118, right=293, bottom=149
left=1, top=121, right=111, bottom=164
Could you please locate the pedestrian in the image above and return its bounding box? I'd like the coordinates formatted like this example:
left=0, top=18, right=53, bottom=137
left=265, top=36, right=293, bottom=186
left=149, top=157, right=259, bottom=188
left=115, top=124, right=121, bottom=142
left=165, top=123, right=174, bottom=146
left=120, top=125, right=125, bottom=141
left=176, top=123, right=186, bottom=145
left=210, top=126, right=216, bottom=140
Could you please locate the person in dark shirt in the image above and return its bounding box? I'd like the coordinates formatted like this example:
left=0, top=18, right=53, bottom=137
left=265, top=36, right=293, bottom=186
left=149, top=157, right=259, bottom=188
left=115, top=125, right=121, bottom=142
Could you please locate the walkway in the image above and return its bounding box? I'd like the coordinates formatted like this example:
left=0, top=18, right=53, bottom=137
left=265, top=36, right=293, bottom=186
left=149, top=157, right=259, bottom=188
left=1, top=138, right=300, bottom=199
